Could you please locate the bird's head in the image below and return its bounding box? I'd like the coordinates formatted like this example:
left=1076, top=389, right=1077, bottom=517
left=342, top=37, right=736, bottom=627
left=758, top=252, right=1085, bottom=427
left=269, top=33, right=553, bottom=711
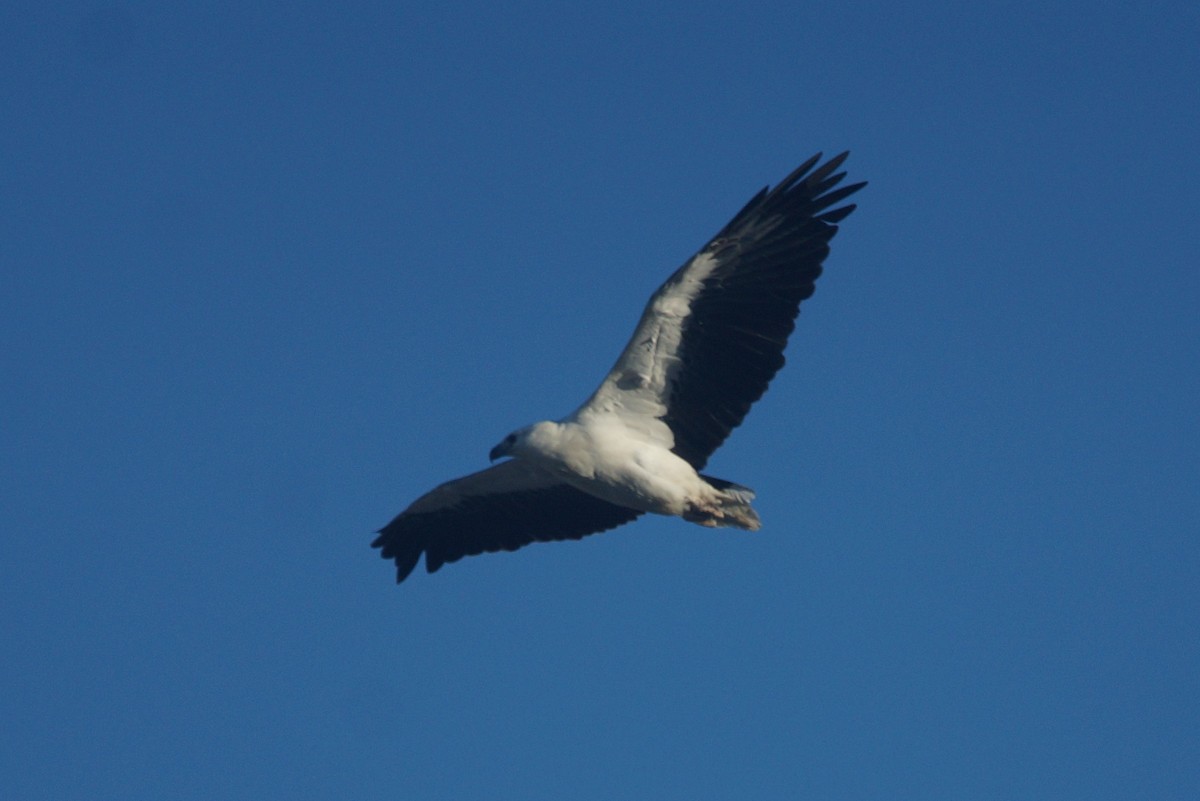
left=489, top=422, right=558, bottom=462
left=489, top=430, right=520, bottom=462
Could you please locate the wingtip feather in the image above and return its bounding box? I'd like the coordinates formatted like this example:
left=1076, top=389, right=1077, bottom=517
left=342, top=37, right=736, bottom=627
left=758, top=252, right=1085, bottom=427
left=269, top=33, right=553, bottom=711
left=374, top=521, right=423, bottom=584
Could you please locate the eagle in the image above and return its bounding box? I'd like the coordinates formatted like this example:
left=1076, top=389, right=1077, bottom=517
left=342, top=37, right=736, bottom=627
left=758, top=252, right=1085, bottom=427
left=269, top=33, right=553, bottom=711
left=373, top=152, right=864, bottom=582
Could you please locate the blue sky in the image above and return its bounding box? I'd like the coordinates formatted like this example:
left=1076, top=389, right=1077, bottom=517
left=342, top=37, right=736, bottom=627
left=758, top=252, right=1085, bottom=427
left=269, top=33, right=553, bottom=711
left=2, top=2, right=1197, bottom=799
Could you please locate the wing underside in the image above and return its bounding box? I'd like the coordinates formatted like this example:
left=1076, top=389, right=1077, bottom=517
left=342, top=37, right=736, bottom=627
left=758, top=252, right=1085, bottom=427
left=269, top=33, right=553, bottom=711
left=580, top=152, right=865, bottom=469
left=372, top=462, right=643, bottom=582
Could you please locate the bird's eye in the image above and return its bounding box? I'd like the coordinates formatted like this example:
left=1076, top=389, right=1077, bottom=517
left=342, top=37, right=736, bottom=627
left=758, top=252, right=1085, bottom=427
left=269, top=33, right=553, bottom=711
left=505, top=434, right=516, bottom=444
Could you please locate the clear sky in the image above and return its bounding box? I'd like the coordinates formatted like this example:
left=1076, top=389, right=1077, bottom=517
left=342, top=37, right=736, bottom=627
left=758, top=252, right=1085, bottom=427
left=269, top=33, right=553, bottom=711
left=3, top=2, right=1197, bottom=799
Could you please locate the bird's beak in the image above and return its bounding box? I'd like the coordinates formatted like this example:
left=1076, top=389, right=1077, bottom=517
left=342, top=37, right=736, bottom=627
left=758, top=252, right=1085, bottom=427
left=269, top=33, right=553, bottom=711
left=489, top=443, right=507, bottom=462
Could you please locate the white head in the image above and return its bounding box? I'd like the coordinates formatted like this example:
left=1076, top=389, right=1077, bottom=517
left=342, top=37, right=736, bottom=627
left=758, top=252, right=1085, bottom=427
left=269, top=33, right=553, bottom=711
left=488, top=421, right=558, bottom=462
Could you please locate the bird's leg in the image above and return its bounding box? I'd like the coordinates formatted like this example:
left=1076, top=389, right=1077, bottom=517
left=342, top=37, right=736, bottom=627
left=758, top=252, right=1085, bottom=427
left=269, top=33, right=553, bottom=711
left=682, top=501, right=726, bottom=527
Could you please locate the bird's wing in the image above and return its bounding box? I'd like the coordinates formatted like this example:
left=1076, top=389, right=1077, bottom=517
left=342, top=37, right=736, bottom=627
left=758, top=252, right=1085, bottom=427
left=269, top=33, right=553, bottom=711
left=371, top=460, right=644, bottom=582
left=574, top=152, right=865, bottom=469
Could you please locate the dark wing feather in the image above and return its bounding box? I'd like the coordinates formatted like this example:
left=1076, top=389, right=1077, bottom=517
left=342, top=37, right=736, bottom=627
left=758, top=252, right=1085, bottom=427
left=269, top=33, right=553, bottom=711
left=371, top=462, right=643, bottom=583
left=662, top=152, right=865, bottom=468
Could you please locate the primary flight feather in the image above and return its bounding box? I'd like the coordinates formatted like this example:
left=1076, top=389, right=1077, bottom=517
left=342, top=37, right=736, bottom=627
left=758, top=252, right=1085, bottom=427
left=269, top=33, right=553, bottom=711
left=373, top=152, right=865, bottom=583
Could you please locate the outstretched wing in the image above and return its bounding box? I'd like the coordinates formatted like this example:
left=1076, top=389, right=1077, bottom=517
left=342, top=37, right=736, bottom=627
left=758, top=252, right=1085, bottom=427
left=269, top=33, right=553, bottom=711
left=575, top=152, right=865, bottom=469
left=372, top=460, right=643, bottom=583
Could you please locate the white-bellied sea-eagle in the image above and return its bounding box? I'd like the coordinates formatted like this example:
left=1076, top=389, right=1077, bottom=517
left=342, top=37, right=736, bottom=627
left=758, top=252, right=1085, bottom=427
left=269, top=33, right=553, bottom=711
left=373, top=152, right=865, bottom=583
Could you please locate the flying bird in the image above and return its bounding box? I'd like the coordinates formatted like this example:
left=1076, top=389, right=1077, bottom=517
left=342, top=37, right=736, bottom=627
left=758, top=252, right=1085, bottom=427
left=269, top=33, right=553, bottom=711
left=373, top=152, right=864, bottom=583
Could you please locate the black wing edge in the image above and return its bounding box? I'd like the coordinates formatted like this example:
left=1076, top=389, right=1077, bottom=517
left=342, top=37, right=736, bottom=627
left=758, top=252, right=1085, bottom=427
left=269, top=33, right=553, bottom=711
left=371, top=485, right=644, bottom=583
left=719, top=152, right=867, bottom=239
left=662, top=152, right=866, bottom=468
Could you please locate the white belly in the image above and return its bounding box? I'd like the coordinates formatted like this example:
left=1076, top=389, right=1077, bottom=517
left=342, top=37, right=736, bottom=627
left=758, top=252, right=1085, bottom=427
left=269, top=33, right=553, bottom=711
left=563, top=436, right=704, bottom=515
left=518, top=417, right=712, bottom=515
